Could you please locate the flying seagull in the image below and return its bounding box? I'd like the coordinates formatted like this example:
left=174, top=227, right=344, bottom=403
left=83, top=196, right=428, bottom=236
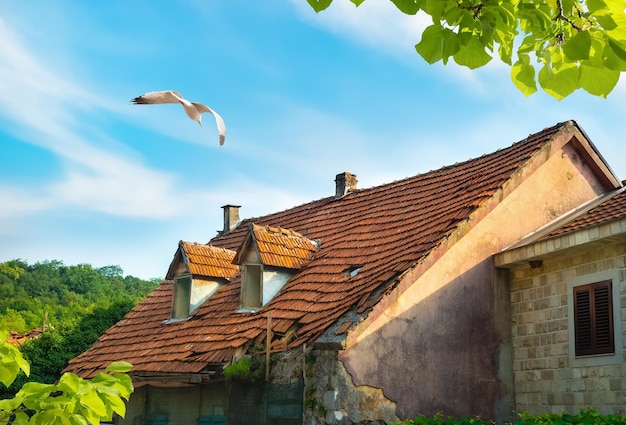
left=131, top=90, right=226, bottom=146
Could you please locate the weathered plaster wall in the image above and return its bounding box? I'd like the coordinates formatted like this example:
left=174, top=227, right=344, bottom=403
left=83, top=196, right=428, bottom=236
left=339, top=136, right=611, bottom=423
left=507, top=240, right=626, bottom=415
left=301, top=349, right=398, bottom=425
left=270, top=347, right=399, bottom=424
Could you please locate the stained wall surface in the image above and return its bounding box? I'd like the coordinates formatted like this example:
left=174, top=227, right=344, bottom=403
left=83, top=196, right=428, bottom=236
left=340, top=137, right=610, bottom=422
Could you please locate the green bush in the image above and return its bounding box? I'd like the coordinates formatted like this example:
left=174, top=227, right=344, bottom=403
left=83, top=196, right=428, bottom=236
left=514, top=409, right=626, bottom=425
left=223, top=355, right=264, bottom=384
left=395, top=409, right=626, bottom=425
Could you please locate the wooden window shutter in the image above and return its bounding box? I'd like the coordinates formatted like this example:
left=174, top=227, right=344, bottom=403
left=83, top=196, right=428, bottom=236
left=574, top=280, right=614, bottom=356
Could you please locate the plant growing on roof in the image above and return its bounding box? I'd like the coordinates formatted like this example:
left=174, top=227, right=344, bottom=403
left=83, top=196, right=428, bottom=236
left=223, top=355, right=265, bottom=384
left=0, top=330, right=133, bottom=425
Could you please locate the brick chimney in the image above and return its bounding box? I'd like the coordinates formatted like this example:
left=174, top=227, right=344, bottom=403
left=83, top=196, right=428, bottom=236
left=221, top=204, right=241, bottom=233
left=335, top=172, right=357, bottom=198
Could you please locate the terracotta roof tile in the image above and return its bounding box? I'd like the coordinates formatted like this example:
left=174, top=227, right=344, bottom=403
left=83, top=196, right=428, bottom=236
left=66, top=121, right=591, bottom=378
left=179, top=242, right=239, bottom=279
left=235, top=224, right=318, bottom=269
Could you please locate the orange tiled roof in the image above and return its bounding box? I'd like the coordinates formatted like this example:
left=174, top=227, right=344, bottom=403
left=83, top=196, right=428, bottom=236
left=178, top=241, right=239, bottom=279
left=236, top=224, right=318, bottom=269
left=7, top=328, right=43, bottom=346
left=66, top=121, right=603, bottom=379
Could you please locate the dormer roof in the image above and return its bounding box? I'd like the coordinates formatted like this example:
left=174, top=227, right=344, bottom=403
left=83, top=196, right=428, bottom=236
left=235, top=224, right=318, bottom=269
left=166, top=241, right=238, bottom=280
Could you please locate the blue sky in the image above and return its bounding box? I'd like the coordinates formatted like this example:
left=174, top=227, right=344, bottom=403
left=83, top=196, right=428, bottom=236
left=1, top=1, right=624, bottom=280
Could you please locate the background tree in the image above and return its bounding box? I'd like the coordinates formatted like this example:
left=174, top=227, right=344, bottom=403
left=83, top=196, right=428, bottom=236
left=0, top=260, right=157, bottom=398
left=307, top=0, right=626, bottom=99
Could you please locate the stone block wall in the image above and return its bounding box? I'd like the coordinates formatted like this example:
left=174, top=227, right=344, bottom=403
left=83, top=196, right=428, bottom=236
left=509, top=240, right=626, bottom=415
left=294, top=348, right=397, bottom=425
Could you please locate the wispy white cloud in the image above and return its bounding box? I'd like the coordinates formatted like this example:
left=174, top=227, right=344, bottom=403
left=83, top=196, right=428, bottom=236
left=0, top=17, right=212, bottom=221
left=290, top=0, right=427, bottom=59
left=290, top=1, right=517, bottom=95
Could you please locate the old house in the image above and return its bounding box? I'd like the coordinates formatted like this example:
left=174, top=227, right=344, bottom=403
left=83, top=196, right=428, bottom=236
left=66, top=120, right=624, bottom=424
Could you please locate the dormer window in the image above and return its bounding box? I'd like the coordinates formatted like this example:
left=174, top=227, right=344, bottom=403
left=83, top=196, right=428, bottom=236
left=235, top=224, right=318, bottom=311
left=165, top=241, right=239, bottom=321
left=172, top=275, right=192, bottom=318
left=241, top=264, right=262, bottom=309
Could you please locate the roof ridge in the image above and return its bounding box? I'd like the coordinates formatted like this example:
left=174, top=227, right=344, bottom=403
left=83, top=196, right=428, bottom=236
left=329, top=120, right=571, bottom=196
left=228, top=123, right=573, bottom=227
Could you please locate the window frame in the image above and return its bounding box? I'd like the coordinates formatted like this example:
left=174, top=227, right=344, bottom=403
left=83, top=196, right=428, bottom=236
left=171, top=274, right=192, bottom=319
left=241, top=263, right=263, bottom=310
left=567, top=270, right=622, bottom=366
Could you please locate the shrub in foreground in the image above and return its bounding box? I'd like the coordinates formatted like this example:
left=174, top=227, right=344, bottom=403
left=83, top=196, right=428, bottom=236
left=395, top=409, right=626, bottom=425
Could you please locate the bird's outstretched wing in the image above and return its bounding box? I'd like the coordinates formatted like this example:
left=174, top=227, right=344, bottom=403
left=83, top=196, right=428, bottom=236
left=131, top=90, right=184, bottom=105
left=131, top=90, right=227, bottom=146
left=193, top=102, right=227, bottom=147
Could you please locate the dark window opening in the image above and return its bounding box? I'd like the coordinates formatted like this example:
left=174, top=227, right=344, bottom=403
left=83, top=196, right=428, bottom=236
left=574, top=280, right=614, bottom=356
left=242, top=264, right=262, bottom=309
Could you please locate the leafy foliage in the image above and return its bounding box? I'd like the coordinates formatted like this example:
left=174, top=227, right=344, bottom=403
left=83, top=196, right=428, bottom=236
left=514, top=409, right=626, bottom=424
left=306, top=0, right=626, bottom=99
left=393, top=409, right=626, bottom=425
left=0, top=331, right=133, bottom=425
left=223, top=355, right=265, bottom=384
left=0, top=259, right=157, bottom=398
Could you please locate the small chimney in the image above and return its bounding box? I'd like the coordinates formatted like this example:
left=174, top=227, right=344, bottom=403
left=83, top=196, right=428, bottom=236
left=221, top=204, right=241, bottom=233
left=335, top=172, right=357, bottom=198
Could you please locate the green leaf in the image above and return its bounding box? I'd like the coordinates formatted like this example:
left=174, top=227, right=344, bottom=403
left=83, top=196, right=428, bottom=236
left=593, top=10, right=618, bottom=30
left=511, top=57, right=538, bottom=96
left=607, top=36, right=626, bottom=61
left=453, top=37, right=492, bottom=68
left=0, top=397, right=21, bottom=413
left=441, top=28, right=460, bottom=64
left=560, top=0, right=575, bottom=14
left=80, top=392, right=107, bottom=417
left=603, top=38, right=626, bottom=70
left=307, top=0, right=333, bottom=12
left=19, top=382, right=57, bottom=410
left=30, top=409, right=67, bottom=425
left=0, top=359, right=19, bottom=387
left=59, top=372, right=81, bottom=393
left=586, top=0, right=608, bottom=12
left=538, top=63, right=580, bottom=100
left=12, top=411, right=31, bottom=425
left=563, top=31, right=591, bottom=61
left=390, top=0, right=420, bottom=14
left=423, top=0, right=446, bottom=19
left=105, top=361, right=133, bottom=373
left=579, top=64, right=620, bottom=97
left=100, top=393, right=127, bottom=418
left=0, top=338, right=30, bottom=386
left=415, top=24, right=445, bottom=63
